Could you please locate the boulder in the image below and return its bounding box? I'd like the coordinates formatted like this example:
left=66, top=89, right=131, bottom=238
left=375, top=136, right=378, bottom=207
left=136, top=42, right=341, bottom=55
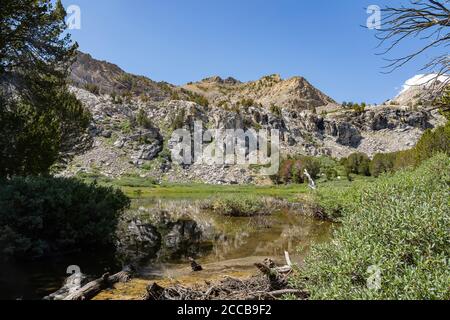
left=117, top=219, right=162, bottom=263
left=163, top=220, right=203, bottom=258
left=325, top=121, right=362, bottom=147
left=114, top=138, right=127, bottom=148
left=335, top=122, right=362, bottom=147
left=136, top=141, right=163, bottom=161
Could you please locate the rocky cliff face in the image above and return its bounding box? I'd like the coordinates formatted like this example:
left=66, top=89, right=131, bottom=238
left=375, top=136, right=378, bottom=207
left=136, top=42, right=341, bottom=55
left=60, top=52, right=446, bottom=184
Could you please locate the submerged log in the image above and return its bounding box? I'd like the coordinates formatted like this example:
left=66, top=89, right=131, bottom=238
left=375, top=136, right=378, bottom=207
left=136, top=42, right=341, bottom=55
left=63, top=268, right=132, bottom=301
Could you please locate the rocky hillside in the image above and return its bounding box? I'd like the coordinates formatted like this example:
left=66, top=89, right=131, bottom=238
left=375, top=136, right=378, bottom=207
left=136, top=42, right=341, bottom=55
left=70, top=52, right=173, bottom=101
left=183, top=74, right=336, bottom=110
left=59, top=52, right=446, bottom=184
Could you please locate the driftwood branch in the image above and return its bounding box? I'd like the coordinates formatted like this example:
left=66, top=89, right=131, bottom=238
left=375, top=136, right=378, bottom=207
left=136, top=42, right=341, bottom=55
left=63, top=268, right=132, bottom=301
left=142, top=258, right=301, bottom=301
left=303, top=169, right=317, bottom=190
left=254, top=259, right=291, bottom=290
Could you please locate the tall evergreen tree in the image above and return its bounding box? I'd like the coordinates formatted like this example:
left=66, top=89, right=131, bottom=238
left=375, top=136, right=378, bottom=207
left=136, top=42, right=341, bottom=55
left=0, top=0, right=90, bottom=177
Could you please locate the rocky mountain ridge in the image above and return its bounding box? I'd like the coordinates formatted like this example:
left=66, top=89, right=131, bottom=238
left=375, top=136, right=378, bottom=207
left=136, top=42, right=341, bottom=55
left=60, top=52, right=446, bottom=184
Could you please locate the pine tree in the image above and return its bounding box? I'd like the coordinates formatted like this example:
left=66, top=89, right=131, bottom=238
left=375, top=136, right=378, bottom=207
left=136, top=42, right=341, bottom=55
left=0, top=0, right=90, bottom=177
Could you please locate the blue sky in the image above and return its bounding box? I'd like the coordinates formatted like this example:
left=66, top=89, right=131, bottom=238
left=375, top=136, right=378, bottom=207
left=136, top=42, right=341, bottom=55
left=62, top=0, right=442, bottom=104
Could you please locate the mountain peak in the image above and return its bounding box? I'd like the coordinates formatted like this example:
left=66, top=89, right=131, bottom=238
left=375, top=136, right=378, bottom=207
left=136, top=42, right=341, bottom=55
left=70, top=51, right=335, bottom=109
left=199, top=76, right=241, bottom=85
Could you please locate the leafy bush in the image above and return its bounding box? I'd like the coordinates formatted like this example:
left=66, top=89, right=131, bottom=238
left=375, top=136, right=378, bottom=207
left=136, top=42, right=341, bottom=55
left=84, top=83, right=100, bottom=95
left=414, top=122, right=450, bottom=164
left=170, top=91, right=181, bottom=100
left=343, top=152, right=371, bottom=177
left=181, top=89, right=209, bottom=107
left=274, top=156, right=321, bottom=184
left=0, top=177, right=130, bottom=260
left=351, top=102, right=366, bottom=113
left=295, top=154, right=450, bottom=299
left=171, top=109, right=186, bottom=130
left=111, top=92, right=123, bottom=104
left=269, top=104, right=282, bottom=118
left=437, top=89, right=449, bottom=120
left=305, top=178, right=367, bottom=221
left=136, top=109, right=153, bottom=129
left=191, top=94, right=209, bottom=107
left=370, top=152, right=396, bottom=177
left=121, top=91, right=133, bottom=102
left=204, top=196, right=270, bottom=217
left=371, top=122, right=449, bottom=177
left=120, top=119, right=133, bottom=134
left=239, top=98, right=255, bottom=109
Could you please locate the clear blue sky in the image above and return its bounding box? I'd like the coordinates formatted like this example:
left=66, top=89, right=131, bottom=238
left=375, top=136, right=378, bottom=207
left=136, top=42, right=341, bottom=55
left=62, top=0, right=441, bottom=104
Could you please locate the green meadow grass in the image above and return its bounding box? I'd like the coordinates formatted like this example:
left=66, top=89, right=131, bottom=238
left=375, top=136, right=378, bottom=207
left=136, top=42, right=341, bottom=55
left=75, top=171, right=375, bottom=202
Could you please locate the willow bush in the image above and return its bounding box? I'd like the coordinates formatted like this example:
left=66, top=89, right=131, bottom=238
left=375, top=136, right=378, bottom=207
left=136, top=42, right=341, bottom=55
left=295, top=154, right=450, bottom=300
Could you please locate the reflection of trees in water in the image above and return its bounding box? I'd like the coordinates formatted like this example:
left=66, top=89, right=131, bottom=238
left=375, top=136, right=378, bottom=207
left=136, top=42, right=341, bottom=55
left=209, top=231, right=251, bottom=261
left=132, top=200, right=332, bottom=263
left=209, top=217, right=332, bottom=261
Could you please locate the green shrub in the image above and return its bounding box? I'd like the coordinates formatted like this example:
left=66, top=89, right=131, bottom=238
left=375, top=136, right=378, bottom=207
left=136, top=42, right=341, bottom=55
left=170, top=91, right=181, bottom=100
left=317, top=157, right=340, bottom=181
left=111, top=92, right=123, bottom=104
left=84, top=83, right=100, bottom=95
left=274, top=156, right=321, bottom=184
left=414, top=122, right=450, bottom=164
left=121, top=91, right=133, bottom=102
left=120, top=119, right=133, bottom=134
left=192, top=94, right=209, bottom=107
left=269, top=104, right=282, bottom=117
left=136, top=109, right=153, bottom=129
left=325, top=168, right=338, bottom=181
left=239, top=98, right=255, bottom=109
left=309, top=183, right=361, bottom=221
left=437, top=89, right=449, bottom=120
left=0, top=176, right=130, bottom=260
left=204, top=196, right=269, bottom=217
left=370, top=152, right=396, bottom=177
left=295, top=154, right=450, bottom=300
left=352, top=103, right=366, bottom=113
left=370, top=122, right=449, bottom=177
left=392, top=149, right=416, bottom=171
left=171, top=109, right=186, bottom=130
left=181, top=89, right=209, bottom=107
left=343, top=152, right=371, bottom=177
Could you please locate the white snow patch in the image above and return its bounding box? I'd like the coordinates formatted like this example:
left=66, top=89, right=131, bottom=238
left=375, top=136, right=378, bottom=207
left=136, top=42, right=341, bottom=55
left=398, top=74, right=450, bottom=95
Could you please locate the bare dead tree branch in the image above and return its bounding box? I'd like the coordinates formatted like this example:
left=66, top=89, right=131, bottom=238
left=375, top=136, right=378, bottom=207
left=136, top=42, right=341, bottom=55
left=376, top=0, right=450, bottom=96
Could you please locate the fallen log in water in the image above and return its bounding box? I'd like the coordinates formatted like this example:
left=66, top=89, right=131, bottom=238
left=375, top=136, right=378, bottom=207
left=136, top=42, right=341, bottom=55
left=63, top=268, right=132, bottom=301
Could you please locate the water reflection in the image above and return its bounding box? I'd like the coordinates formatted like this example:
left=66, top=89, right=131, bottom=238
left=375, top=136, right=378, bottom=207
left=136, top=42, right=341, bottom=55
left=0, top=198, right=332, bottom=300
